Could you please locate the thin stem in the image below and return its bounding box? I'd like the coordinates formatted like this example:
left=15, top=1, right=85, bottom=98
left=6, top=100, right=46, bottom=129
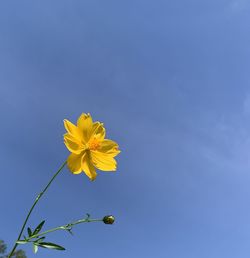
left=25, top=218, right=103, bottom=241
left=8, top=160, right=67, bottom=258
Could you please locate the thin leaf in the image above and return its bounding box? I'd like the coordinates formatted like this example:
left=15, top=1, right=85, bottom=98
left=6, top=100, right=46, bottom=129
left=33, top=243, right=38, bottom=254
left=66, top=228, right=74, bottom=236
left=35, top=237, right=45, bottom=243
left=16, top=240, right=27, bottom=245
left=33, top=220, right=45, bottom=235
left=38, top=242, right=65, bottom=251
left=27, top=227, right=33, bottom=237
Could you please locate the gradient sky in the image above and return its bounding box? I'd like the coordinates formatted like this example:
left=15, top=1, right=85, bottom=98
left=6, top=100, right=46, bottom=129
left=1, top=0, right=250, bottom=257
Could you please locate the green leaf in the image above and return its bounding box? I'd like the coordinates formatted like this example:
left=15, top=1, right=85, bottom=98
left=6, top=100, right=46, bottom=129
left=66, top=228, right=74, bottom=236
left=35, top=237, right=45, bottom=243
left=16, top=240, right=27, bottom=245
left=38, top=242, right=65, bottom=251
left=33, top=220, right=45, bottom=235
left=27, top=227, right=33, bottom=237
left=33, top=243, right=38, bottom=254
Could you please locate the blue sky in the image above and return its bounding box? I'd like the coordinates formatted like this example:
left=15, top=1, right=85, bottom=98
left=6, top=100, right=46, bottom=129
left=1, top=0, right=250, bottom=257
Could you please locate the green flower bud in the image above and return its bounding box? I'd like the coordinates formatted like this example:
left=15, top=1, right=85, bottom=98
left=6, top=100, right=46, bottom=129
left=103, top=215, right=115, bottom=225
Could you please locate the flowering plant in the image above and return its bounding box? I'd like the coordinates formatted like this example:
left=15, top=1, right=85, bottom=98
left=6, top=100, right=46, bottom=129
left=7, top=113, right=120, bottom=257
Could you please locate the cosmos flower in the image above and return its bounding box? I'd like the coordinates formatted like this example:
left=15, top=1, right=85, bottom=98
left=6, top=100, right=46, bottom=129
left=63, top=113, right=120, bottom=180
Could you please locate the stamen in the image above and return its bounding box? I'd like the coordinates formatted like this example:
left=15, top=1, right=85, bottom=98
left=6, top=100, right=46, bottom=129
left=88, top=138, right=100, bottom=151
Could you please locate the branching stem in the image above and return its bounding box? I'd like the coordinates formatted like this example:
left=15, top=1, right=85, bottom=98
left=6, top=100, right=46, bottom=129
left=21, top=217, right=103, bottom=242
left=8, top=161, right=67, bottom=258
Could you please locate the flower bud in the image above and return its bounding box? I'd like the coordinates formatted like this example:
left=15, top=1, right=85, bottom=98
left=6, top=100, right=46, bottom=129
left=103, top=215, right=115, bottom=225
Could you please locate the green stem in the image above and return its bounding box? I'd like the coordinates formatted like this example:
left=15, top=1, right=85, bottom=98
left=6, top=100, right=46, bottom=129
left=8, top=160, right=67, bottom=258
left=24, top=218, right=103, bottom=241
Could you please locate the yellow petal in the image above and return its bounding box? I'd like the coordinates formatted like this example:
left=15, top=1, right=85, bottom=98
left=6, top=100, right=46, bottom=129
left=67, top=153, right=83, bottom=174
left=64, top=119, right=82, bottom=141
left=82, top=151, right=97, bottom=180
left=91, top=151, right=117, bottom=171
left=64, top=133, right=84, bottom=154
left=98, top=139, right=120, bottom=156
left=90, top=122, right=106, bottom=140
left=77, top=113, right=93, bottom=142
left=91, top=122, right=101, bottom=134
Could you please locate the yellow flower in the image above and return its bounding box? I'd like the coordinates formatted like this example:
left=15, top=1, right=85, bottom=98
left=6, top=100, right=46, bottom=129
left=63, top=113, right=120, bottom=180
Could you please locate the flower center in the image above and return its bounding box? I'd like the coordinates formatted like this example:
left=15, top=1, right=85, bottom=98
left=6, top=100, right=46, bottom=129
left=88, top=137, right=100, bottom=151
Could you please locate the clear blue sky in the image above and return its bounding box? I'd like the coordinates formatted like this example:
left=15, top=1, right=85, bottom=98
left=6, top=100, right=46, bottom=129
left=1, top=0, right=250, bottom=257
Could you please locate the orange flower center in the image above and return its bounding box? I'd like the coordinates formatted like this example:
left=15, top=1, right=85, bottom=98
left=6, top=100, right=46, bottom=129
left=88, top=137, right=100, bottom=151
